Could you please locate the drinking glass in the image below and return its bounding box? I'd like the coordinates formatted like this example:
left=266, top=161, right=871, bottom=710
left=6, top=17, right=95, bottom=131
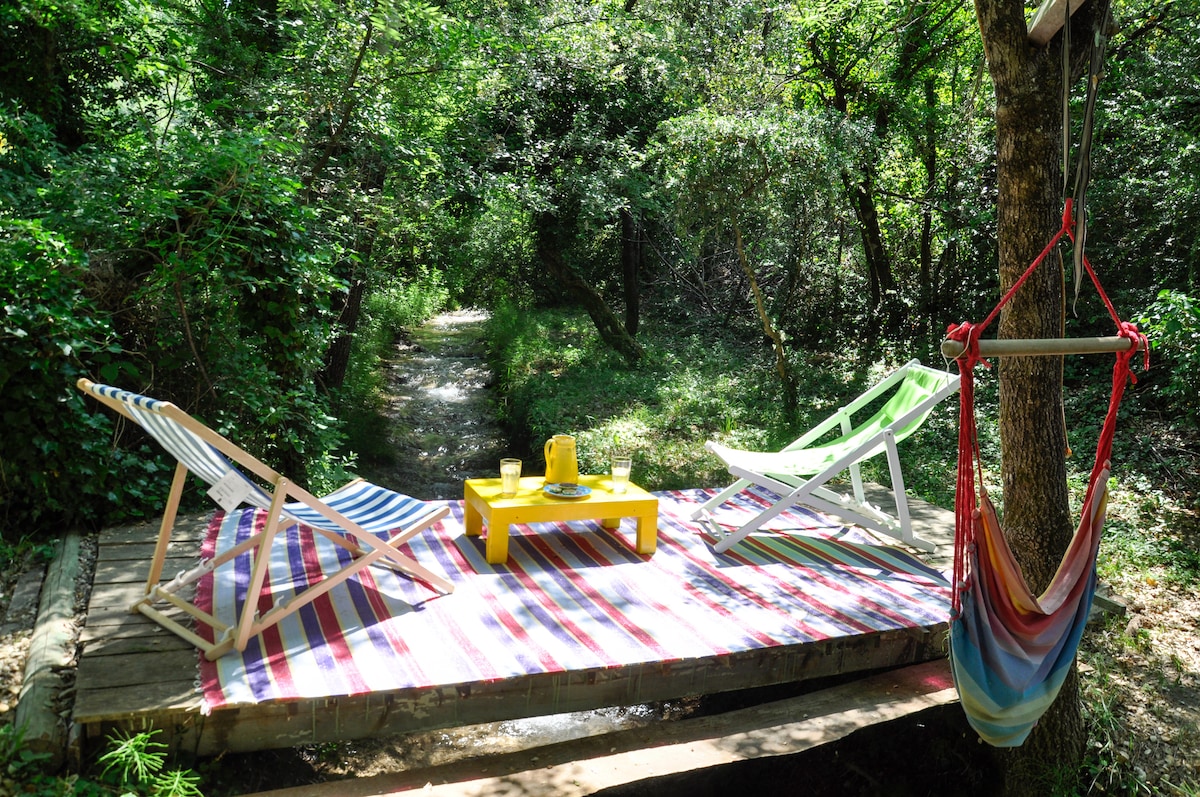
left=500, top=458, right=522, bottom=496
left=610, top=453, right=632, bottom=494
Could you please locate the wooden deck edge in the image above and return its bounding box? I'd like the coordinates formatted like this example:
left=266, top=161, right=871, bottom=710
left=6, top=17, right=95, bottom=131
left=241, top=659, right=958, bottom=797
left=14, top=530, right=83, bottom=771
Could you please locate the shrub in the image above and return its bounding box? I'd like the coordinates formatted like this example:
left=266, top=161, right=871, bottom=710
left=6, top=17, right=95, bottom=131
left=1139, top=289, right=1200, bottom=425
left=0, top=220, right=146, bottom=533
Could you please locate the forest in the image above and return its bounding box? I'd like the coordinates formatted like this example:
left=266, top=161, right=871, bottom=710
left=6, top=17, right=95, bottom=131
left=2, top=0, right=1199, bottom=793
left=3, top=0, right=1198, bottom=527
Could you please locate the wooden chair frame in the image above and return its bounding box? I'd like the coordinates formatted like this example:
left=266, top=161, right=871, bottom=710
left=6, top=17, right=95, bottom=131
left=78, top=379, right=453, bottom=660
left=694, top=361, right=960, bottom=554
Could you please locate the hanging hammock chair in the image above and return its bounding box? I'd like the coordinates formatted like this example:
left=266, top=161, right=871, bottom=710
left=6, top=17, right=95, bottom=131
left=943, top=198, right=1148, bottom=747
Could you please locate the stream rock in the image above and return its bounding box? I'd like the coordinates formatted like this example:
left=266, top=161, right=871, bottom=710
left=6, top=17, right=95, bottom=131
left=369, top=309, right=518, bottom=500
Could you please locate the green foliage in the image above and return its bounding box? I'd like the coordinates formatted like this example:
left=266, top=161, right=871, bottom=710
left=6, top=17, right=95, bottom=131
left=1077, top=672, right=1157, bottom=796
left=1097, top=512, right=1200, bottom=589
left=366, top=269, right=451, bottom=341
left=94, top=728, right=203, bottom=796
left=489, top=303, right=792, bottom=491
left=59, top=123, right=352, bottom=498
left=1089, top=0, right=1200, bottom=294
left=0, top=220, right=150, bottom=532
left=1139, top=289, right=1200, bottom=424
left=438, top=182, right=539, bottom=311
left=0, top=0, right=478, bottom=519
left=0, top=724, right=60, bottom=796
left=487, top=302, right=969, bottom=502
left=97, top=729, right=167, bottom=787
left=647, top=108, right=857, bottom=401
left=0, top=725, right=203, bottom=796
left=3, top=0, right=1195, bottom=538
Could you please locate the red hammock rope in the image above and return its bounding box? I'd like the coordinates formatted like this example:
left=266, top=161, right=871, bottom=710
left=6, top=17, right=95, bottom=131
left=945, top=198, right=1148, bottom=615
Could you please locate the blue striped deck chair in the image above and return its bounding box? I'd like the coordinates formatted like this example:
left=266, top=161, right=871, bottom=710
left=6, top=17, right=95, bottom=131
left=78, top=379, right=454, bottom=660
left=693, top=360, right=960, bottom=554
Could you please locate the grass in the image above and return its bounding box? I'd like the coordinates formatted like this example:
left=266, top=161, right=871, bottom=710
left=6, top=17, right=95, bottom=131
left=486, top=302, right=782, bottom=490
left=484, top=300, right=969, bottom=497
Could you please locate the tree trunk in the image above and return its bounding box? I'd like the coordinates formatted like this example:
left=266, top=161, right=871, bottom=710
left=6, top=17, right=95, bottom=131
left=535, top=212, right=644, bottom=365
left=973, top=0, right=1108, bottom=790
left=919, top=75, right=937, bottom=334
left=620, top=207, right=641, bottom=337
left=321, top=278, right=366, bottom=390
left=734, top=221, right=797, bottom=417
left=843, top=168, right=896, bottom=318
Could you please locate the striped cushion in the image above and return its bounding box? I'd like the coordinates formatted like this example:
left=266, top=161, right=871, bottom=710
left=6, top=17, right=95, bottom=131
left=281, top=480, right=431, bottom=535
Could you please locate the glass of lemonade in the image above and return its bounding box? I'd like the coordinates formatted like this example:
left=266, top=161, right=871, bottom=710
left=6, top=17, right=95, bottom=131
left=500, top=458, right=522, bottom=496
left=610, top=453, right=632, bottom=494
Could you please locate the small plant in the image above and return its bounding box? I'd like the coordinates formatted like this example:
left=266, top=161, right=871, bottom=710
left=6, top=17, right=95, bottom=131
left=0, top=534, right=57, bottom=575
left=0, top=723, right=207, bottom=796
left=95, top=728, right=204, bottom=796
left=0, top=724, right=54, bottom=794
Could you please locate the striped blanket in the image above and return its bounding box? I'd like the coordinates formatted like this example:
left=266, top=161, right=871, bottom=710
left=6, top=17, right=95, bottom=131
left=196, top=487, right=950, bottom=711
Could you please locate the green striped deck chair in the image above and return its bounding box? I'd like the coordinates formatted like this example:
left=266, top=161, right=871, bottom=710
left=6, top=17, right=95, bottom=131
left=78, top=379, right=454, bottom=660
left=694, top=360, right=960, bottom=553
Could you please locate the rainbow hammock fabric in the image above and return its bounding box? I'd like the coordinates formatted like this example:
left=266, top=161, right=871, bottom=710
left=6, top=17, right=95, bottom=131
left=945, top=200, right=1148, bottom=747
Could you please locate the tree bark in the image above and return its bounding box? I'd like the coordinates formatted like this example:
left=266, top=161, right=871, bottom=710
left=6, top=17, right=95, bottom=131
left=620, top=207, right=642, bottom=337
left=733, top=220, right=797, bottom=417
left=321, top=278, right=366, bottom=390
left=535, top=212, right=644, bottom=365
left=973, top=0, right=1107, bottom=790
left=919, top=75, right=937, bottom=331
left=843, top=169, right=896, bottom=312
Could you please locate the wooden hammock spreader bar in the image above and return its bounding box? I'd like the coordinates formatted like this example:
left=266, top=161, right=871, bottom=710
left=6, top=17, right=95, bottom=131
left=941, top=335, right=1138, bottom=360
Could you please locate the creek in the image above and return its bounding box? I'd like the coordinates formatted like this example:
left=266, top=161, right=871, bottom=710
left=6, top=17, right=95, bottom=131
left=363, top=309, right=517, bottom=501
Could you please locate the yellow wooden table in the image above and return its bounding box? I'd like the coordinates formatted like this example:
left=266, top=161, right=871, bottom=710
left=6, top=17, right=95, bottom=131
left=463, top=475, right=658, bottom=564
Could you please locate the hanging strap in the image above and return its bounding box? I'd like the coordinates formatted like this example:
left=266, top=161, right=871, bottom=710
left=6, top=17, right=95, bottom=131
left=947, top=200, right=1148, bottom=355
left=1067, top=2, right=1114, bottom=310
left=944, top=199, right=1147, bottom=614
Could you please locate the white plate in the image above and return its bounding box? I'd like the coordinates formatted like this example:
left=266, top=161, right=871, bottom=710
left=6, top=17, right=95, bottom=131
left=543, top=483, right=592, bottom=499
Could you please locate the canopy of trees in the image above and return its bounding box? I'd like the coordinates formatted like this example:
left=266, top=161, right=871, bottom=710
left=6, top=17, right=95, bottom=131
left=4, top=0, right=1195, bottom=526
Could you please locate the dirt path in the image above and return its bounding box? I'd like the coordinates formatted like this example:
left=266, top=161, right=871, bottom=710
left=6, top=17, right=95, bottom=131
left=364, top=309, right=519, bottom=500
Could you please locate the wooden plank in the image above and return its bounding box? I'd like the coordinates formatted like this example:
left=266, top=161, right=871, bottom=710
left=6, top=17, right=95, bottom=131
left=96, top=540, right=200, bottom=564
left=1028, top=0, right=1088, bottom=46
left=98, top=514, right=211, bottom=545
left=94, top=555, right=196, bottom=584
left=76, top=648, right=199, bottom=692
left=73, top=623, right=946, bottom=757
left=80, top=630, right=193, bottom=656
left=80, top=603, right=164, bottom=633
left=74, top=680, right=203, bottom=722
left=71, top=489, right=960, bottom=765
left=240, top=660, right=959, bottom=797
left=86, top=580, right=196, bottom=610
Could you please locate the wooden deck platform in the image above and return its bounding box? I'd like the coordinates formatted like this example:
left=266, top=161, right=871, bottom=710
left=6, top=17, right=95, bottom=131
left=70, top=486, right=956, bottom=764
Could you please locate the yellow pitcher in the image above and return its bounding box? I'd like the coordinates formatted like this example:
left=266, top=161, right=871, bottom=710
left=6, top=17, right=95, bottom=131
left=544, top=434, right=579, bottom=484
